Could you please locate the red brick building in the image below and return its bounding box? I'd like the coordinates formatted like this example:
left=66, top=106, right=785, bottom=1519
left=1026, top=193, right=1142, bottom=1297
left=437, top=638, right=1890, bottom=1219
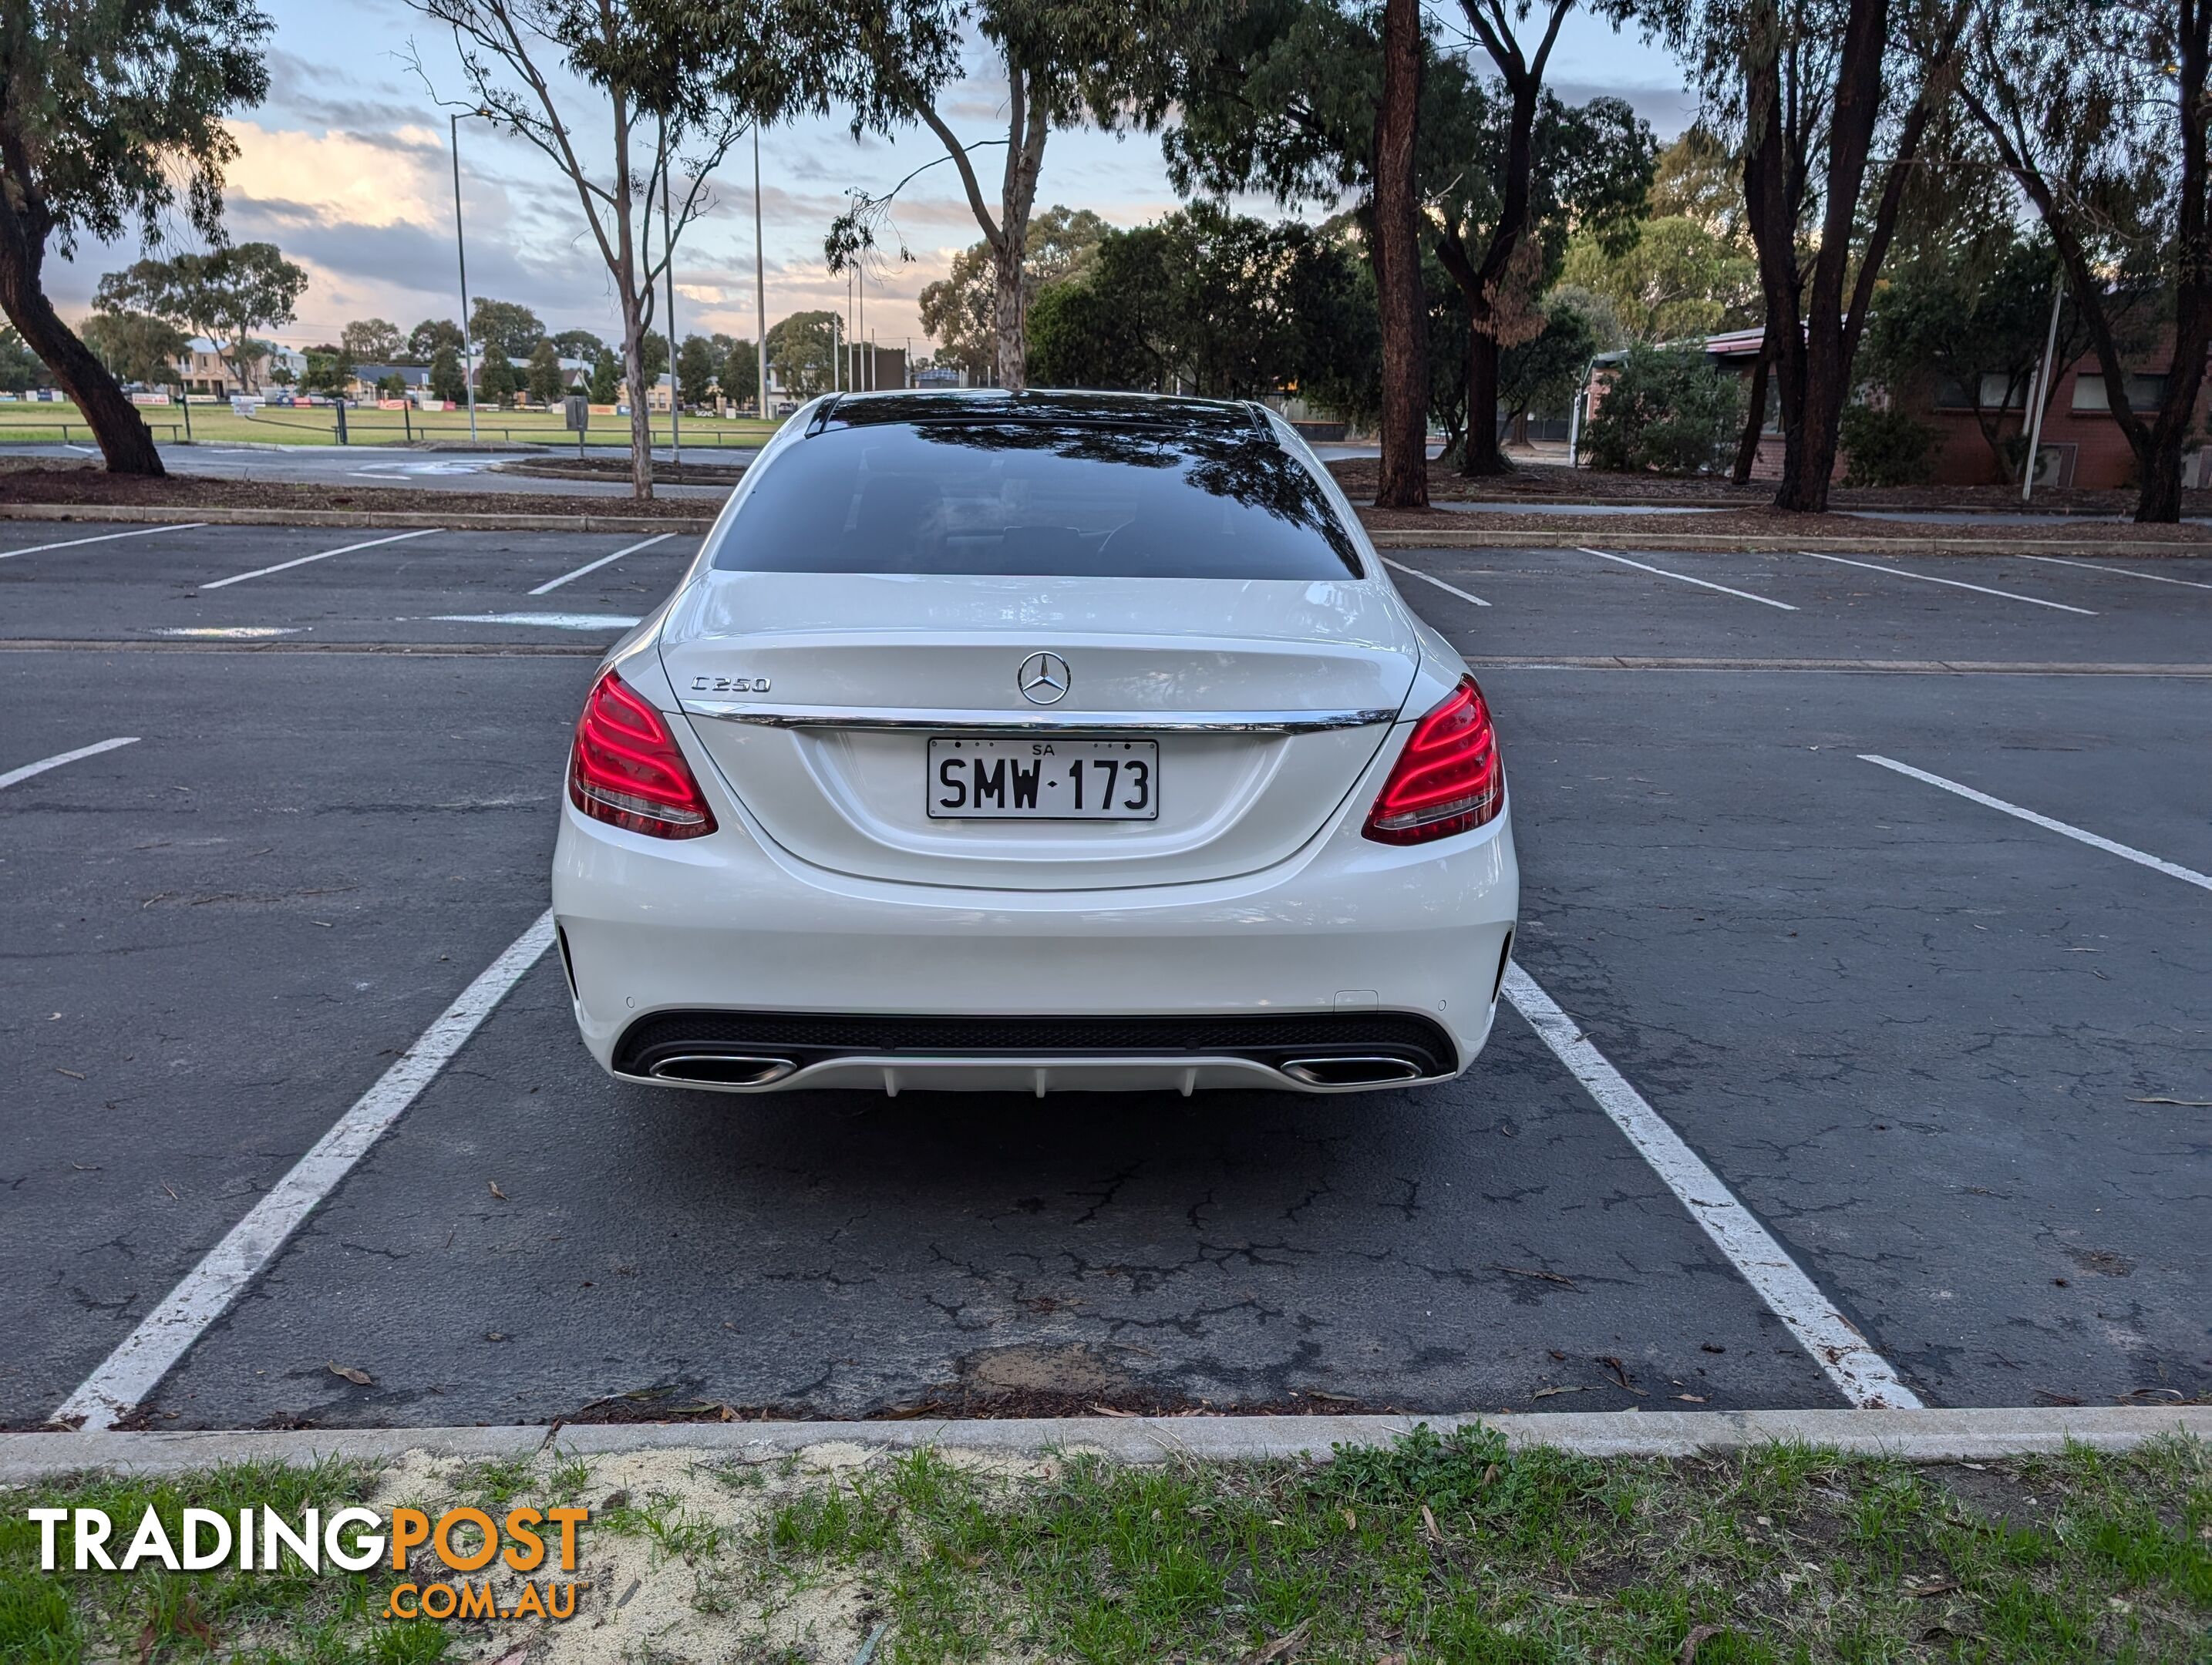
left=1688, top=326, right=2212, bottom=490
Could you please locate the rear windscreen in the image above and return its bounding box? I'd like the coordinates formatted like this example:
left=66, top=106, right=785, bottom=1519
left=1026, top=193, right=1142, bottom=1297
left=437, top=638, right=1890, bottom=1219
left=710, top=419, right=1362, bottom=580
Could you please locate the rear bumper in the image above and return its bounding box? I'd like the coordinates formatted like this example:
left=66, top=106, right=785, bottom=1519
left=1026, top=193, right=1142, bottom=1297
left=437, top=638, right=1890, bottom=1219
left=551, top=779, right=1517, bottom=1096
left=610, top=1008, right=1465, bottom=1095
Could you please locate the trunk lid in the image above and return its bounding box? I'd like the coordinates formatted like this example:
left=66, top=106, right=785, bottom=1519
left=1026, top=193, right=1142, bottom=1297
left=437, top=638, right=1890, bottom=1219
left=658, top=571, right=1418, bottom=890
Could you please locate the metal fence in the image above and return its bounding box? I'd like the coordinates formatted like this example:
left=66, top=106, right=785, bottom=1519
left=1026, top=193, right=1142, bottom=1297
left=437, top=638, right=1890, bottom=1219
left=0, top=419, right=184, bottom=446
left=0, top=406, right=766, bottom=449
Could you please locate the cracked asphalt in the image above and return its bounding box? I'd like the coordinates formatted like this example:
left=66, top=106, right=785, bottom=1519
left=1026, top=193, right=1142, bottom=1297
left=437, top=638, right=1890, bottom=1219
left=2, top=523, right=2207, bottom=1429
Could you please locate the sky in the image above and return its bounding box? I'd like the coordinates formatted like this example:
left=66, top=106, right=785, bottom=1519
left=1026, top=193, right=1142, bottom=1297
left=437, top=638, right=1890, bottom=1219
left=45, top=0, right=1699, bottom=358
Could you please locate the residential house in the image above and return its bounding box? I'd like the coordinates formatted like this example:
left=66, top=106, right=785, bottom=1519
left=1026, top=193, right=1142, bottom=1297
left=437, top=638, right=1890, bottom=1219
left=172, top=338, right=303, bottom=396
left=346, top=362, right=432, bottom=401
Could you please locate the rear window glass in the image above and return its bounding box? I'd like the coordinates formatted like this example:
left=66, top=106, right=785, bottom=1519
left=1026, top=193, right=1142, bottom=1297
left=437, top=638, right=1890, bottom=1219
left=711, top=419, right=1362, bottom=580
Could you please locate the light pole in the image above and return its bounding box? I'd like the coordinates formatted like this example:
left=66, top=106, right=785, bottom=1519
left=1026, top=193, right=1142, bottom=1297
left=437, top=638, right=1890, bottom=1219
left=754, top=126, right=769, bottom=422
left=449, top=109, right=489, bottom=443
left=662, top=163, right=679, bottom=470
left=2021, top=273, right=2066, bottom=504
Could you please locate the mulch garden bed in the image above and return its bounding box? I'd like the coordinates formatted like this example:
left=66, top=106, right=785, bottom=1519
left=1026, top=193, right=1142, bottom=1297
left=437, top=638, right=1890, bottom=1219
left=1323, top=455, right=2212, bottom=517
left=1356, top=502, right=2212, bottom=543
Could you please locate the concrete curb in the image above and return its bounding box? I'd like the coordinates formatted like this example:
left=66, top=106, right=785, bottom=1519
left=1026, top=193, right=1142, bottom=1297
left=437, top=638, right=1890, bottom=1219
left=0, top=503, right=715, bottom=535
left=156, top=439, right=556, bottom=456
left=3, top=502, right=2205, bottom=553
left=2, top=1408, right=2204, bottom=1482
left=1362, top=526, right=2212, bottom=556
left=1456, top=655, right=2212, bottom=677
left=0, top=639, right=604, bottom=656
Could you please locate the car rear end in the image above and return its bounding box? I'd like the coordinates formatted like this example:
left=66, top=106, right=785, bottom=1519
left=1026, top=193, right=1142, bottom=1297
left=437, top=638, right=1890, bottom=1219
left=550, top=391, right=1517, bottom=1095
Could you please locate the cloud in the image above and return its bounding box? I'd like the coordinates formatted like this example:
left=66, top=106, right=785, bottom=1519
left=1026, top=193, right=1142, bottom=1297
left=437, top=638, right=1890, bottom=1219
left=217, top=119, right=449, bottom=232
left=1549, top=79, right=1700, bottom=138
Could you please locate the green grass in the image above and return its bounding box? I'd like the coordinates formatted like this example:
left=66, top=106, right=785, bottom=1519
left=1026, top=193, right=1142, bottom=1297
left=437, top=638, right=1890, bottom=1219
left=0, top=1456, right=452, bottom=1665
left=5, top=1431, right=2207, bottom=1662
left=749, top=1428, right=2212, bottom=1663
left=0, top=397, right=779, bottom=450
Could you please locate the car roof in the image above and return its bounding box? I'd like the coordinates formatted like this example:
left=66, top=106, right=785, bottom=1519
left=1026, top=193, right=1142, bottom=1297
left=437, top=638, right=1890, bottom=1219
left=819, top=388, right=1271, bottom=436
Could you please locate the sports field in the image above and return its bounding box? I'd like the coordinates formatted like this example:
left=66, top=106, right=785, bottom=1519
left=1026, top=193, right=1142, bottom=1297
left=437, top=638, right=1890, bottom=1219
left=0, top=397, right=780, bottom=449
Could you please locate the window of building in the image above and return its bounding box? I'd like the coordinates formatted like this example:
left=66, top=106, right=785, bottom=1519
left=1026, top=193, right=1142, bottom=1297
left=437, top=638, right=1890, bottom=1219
left=2071, top=372, right=2169, bottom=413
left=1932, top=374, right=2029, bottom=411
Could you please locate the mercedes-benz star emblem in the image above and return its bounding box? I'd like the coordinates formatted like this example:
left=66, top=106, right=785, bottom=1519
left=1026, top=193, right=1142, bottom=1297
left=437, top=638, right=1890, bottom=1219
left=1016, top=651, right=1071, bottom=706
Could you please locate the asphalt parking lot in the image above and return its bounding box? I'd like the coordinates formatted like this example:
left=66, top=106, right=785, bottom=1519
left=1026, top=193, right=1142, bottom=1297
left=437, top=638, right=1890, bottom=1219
left=4, top=439, right=749, bottom=495
left=3, top=521, right=2207, bottom=1431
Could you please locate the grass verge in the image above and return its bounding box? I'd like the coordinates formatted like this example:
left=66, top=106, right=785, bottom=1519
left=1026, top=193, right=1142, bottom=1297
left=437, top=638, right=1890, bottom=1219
left=4, top=1428, right=2207, bottom=1662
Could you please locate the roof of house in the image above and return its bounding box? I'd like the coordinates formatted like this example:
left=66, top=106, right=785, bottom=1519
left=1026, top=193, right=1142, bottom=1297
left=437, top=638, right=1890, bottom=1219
left=352, top=362, right=431, bottom=385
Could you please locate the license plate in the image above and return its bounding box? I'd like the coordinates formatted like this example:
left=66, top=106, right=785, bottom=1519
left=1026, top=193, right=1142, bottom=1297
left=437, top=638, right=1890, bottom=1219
left=927, top=736, right=1158, bottom=820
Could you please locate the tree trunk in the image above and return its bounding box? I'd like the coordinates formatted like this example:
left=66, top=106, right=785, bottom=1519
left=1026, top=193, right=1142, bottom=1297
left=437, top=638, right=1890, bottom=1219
left=621, top=288, right=653, bottom=500
left=992, top=238, right=1025, bottom=391
left=1774, top=0, right=1890, bottom=512
left=610, top=98, right=653, bottom=502
left=0, top=195, right=164, bottom=476
left=2136, top=420, right=2190, bottom=521
left=1463, top=327, right=1510, bottom=476
left=1739, top=0, right=1807, bottom=506
left=2138, top=0, right=2210, bottom=520
left=985, top=64, right=1049, bottom=392
left=1443, top=3, right=1558, bottom=478
left=1732, top=332, right=1772, bottom=483
left=1372, top=0, right=1429, bottom=510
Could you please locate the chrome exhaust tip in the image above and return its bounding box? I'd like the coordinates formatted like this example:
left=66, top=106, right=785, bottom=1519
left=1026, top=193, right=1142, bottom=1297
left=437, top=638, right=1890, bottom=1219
left=648, top=1054, right=798, bottom=1087
left=1278, top=1054, right=1425, bottom=1087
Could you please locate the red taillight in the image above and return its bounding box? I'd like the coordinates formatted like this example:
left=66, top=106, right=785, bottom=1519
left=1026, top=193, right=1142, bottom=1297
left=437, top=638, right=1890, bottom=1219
left=568, top=668, right=717, bottom=839
left=1362, top=674, right=1502, bottom=845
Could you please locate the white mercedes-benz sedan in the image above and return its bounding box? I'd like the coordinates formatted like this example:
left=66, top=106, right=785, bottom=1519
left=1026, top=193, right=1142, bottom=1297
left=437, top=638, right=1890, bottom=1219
left=551, top=389, right=1517, bottom=1096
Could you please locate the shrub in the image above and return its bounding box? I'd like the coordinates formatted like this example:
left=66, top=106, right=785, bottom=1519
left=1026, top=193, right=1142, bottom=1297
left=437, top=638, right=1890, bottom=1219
left=1579, top=343, right=1743, bottom=474
left=1840, top=403, right=1941, bottom=486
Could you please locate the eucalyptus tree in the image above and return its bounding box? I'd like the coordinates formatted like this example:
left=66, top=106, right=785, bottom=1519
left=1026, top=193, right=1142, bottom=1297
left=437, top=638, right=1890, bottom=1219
left=1433, top=0, right=1653, bottom=475
left=80, top=311, right=190, bottom=389
left=1657, top=0, right=1971, bottom=510
left=1372, top=0, right=1430, bottom=502
left=828, top=0, right=1223, bottom=393
left=1955, top=0, right=2208, bottom=521
left=0, top=0, right=270, bottom=474
left=1162, top=0, right=1648, bottom=496
left=97, top=243, right=308, bottom=392
left=1160, top=0, right=1435, bottom=503
left=1428, top=82, right=1652, bottom=473
left=407, top=0, right=950, bottom=496
left=917, top=206, right=1110, bottom=383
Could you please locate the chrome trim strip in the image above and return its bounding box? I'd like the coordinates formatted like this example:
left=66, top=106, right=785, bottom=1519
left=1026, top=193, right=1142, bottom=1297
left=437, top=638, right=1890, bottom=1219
left=681, top=703, right=1399, bottom=733
left=614, top=1053, right=1458, bottom=1095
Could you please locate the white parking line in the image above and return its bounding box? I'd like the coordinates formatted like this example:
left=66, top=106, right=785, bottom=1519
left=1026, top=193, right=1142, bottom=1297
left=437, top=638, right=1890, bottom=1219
left=1382, top=557, right=1491, bottom=607
left=530, top=531, right=679, bottom=596
left=54, top=910, right=556, bottom=1430
left=1801, top=552, right=2096, bottom=615
left=0, top=735, right=139, bottom=790
left=199, top=527, right=443, bottom=590
left=434, top=611, right=641, bottom=630
left=1501, top=964, right=1923, bottom=1410
left=1860, top=754, right=2212, bottom=893
left=0, top=523, right=207, bottom=561
left=2021, top=553, right=2212, bottom=592
left=1574, top=547, right=1798, bottom=610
